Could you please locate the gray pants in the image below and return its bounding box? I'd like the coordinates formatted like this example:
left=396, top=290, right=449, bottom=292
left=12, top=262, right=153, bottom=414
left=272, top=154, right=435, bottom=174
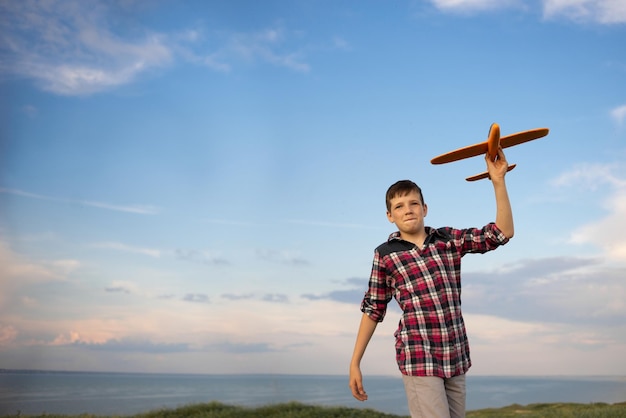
left=402, top=374, right=466, bottom=418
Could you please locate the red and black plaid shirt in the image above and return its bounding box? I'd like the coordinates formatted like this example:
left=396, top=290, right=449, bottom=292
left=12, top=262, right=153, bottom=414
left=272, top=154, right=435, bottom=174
left=361, top=223, right=509, bottom=377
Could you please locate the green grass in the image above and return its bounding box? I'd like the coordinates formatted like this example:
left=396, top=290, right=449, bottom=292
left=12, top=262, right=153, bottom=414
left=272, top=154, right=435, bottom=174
left=4, top=401, right=626, bottom=418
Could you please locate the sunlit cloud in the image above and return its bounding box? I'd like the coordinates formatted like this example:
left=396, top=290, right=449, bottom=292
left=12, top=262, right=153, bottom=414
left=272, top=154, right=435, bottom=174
left=543, top=0, right=626, bottom=24
left=0, top=324, right=18, bottom=345
left=0, top=241, right=73, bottom=287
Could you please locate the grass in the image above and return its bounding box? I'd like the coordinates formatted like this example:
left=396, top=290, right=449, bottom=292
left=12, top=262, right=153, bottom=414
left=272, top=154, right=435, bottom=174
left=4, top=401, right=626, bottom=418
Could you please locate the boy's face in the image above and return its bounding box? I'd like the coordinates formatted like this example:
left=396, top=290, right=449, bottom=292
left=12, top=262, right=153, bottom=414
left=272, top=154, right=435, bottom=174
left=386, top=190, right=428, bottom=235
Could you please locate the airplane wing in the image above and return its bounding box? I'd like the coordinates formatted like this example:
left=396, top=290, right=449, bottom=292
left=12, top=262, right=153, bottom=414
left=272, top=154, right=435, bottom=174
left=430, top=127, right=549, bottom=165
left=499, top=128, right=549, bottom=148
left=430, top=142, right=488, bottom=164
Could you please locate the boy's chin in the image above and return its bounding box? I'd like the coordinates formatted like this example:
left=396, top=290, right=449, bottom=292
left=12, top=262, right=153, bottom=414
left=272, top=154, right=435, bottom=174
left=400, top=226, right=422, bottom=235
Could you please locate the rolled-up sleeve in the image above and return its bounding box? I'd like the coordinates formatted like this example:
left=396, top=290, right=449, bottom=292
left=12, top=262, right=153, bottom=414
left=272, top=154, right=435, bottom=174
left=360, top=249, right=393, bottom=322
left=459, top=222, right=509, bottom=255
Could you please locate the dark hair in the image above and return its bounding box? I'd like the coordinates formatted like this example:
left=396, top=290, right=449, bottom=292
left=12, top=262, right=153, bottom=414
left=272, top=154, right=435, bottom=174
left=385, top=180, right=424, bottom=211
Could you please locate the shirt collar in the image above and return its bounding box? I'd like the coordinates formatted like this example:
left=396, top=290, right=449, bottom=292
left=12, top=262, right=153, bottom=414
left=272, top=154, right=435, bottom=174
left=388, top=226, right=443, bottom=242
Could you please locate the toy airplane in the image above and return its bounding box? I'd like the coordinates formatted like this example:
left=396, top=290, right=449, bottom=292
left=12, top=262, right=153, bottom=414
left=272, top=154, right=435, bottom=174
left=430, top=123, right=549, bottom=181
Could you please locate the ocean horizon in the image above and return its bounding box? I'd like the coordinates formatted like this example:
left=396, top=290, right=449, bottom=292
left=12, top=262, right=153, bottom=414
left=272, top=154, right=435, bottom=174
left=1, top=370, right=625, bottom=416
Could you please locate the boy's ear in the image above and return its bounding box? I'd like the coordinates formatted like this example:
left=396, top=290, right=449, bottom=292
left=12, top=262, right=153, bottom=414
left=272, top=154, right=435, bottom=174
left=423, top=203, right=428, bottom=217
left=386, top=211, right=394, bottom=223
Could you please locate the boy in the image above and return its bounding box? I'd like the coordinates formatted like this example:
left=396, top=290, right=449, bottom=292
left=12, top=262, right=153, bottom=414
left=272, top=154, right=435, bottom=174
left=349, top=148, right=514, bottom=418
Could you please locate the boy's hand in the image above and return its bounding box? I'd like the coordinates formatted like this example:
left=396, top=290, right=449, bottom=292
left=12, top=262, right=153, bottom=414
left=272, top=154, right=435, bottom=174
left=349, top=364, right=368, bottom=401
left=486, top=147, right=508, bottom=182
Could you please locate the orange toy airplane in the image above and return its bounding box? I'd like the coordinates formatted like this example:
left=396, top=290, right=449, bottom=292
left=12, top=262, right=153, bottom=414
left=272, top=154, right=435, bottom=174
left=430, top=123, right=550, bottom=181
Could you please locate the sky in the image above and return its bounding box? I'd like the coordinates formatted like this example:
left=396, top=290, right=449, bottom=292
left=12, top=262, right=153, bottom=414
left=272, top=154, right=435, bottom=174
left=1, top=0, right=625, bottom=378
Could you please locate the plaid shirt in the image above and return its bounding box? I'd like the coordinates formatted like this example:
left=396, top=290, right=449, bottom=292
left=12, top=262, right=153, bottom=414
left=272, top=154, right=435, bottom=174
left=361, top=223, right=509, bottom=377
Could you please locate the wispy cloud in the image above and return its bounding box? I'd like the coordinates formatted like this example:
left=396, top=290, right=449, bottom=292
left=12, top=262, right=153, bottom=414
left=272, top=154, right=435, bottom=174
left=543, top=0, right=626, bottom=24
left=175, top=248, right=229, bottom=265
left=94, top=242, right=162, bottom=258
left=0, top=188, right=159, bottom=215
left=200, top=27, right=310, bottom=73
left=0, top=1, right=316, bottom=96
left=182, top=293, right=210, bottom=304
left=0, top=0, right=172, bottom=95
left=256, top=248, right=309, bottom=266
left=287, top=219, right=379, bottom=230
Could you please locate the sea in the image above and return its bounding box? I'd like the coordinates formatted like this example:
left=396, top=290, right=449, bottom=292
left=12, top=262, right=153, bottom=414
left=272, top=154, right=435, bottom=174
left=0, top=371, right=625, bottom=417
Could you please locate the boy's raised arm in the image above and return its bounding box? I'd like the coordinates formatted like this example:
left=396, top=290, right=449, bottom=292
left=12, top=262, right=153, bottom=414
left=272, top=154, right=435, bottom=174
left=486, top=147, right=514, bottom=239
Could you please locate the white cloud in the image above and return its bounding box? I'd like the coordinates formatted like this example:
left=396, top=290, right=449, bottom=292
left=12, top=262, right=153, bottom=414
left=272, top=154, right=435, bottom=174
left=549, top=163, right=626, bottom=261
left=611, top=104, right=626, bottom=125
left=427, top=0, right=626, bottom=23
left=550, top=163, right=626, bottom=190
left=543, top=0, right=626, bottom=24
left=428, top=0, right=522, bottom=13
left=570, top=190, right=626, bottom=260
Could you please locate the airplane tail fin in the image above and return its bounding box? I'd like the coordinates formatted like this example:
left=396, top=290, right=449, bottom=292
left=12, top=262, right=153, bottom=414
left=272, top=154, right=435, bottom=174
left=466, top=164, right=516, bottom=182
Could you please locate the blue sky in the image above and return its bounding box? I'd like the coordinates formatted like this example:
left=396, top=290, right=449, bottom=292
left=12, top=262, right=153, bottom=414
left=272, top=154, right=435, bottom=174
left=1, top=0, right=625, bottom=377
